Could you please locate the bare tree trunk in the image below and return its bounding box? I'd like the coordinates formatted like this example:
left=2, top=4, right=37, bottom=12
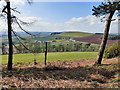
left=7, top=2, right=13, bottom=70
left=94, top=12, right=115, bottom=65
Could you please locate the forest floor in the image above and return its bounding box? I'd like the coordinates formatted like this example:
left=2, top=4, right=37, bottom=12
left=2, top=57, right=120, bottom=88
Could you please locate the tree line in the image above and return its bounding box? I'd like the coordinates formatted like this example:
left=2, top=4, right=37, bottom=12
left=108, top=35, right=120, bottom=40
left=2, top=42, right=99, bottom=54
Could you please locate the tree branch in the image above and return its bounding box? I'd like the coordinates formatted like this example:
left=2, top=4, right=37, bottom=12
left=12, top=30, right=28, bottom=41
left=11, top=8, right=21, bottom=14
left=12, top=43, right=21, bottom=51
left=12, top=31, right=35, bottom=53
left=14, top=17, right=35, bottom=36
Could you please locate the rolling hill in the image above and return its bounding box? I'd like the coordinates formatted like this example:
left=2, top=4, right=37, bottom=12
left=2, top=31, right=119, bottom=46
left=56, top=31, right=93, bottom=38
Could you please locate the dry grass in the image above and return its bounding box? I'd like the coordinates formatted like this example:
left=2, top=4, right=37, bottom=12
left=2, top=57, right=120, bottom=88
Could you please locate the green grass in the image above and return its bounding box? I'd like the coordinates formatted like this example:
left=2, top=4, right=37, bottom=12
left=2, top=52, right=98, bottom=64
left=30, top=35, right=57, bottom=41
left=56, top=31, right=93, bottom=38
left=51, top=40, right=99, bottom=47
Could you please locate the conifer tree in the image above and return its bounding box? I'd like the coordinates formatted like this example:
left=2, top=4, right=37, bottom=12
left=92, top=0, right=120, bottom=65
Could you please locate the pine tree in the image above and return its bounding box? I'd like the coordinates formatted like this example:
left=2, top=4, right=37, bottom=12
left=1, top=0, right=33, bottom=70
left=92, top=1, right=120, bottom=65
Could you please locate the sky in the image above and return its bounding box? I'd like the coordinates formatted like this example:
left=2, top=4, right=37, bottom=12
left=17, top=2, right=100, bottom=22
left=0, top=0, right=119, bottom=34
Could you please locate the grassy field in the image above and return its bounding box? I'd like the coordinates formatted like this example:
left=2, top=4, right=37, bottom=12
left=51, top=40, right=99, bottom=46
left=2, top=52, right=98, bottom=64
left=56, top=31, right=93, bottom=38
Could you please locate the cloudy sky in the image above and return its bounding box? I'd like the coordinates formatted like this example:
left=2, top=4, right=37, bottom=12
left=0, top=0, right=119, bottom=34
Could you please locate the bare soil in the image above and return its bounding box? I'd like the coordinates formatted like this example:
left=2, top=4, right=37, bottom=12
left=2, top=57, right=120, bottom=88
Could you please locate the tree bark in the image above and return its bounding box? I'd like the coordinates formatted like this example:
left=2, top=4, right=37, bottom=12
left=95, top=12, right=115, bottom=65
left=7, top=2, right=13, bottom=70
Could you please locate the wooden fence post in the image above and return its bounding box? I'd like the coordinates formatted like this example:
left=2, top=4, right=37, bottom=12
left=45, top=42, right=47, bottom=66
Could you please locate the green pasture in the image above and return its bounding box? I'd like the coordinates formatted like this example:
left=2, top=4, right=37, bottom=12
left=2, top=52, right=98, bottom=64
left=51, top=40, right=99, bottom=46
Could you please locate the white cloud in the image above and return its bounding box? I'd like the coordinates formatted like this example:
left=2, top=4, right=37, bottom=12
left=64, top=15, right=104, bottom=33
left=0, top=15, right=118, bottom=34
left=63, top=15, right=118, bottom=33
left=9, top=0, right=25, bottom=5
left=0, top=17, right=7, bottom=33
left=20, top=17, right=43, bottom=22
left=0, top=0, right=6, bottom=8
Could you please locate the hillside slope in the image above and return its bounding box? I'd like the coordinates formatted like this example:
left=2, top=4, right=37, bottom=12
left=74, top=34, right=119, bottom=46
left=56, top=31, right=93, bottom=38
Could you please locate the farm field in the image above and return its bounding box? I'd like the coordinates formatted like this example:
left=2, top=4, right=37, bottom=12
left=2, top=31, right=119, bottom=47
left=74, top=34, right=120, bottom=46
left=2, top=52, right=98, bottom=64
left=50, top=40, right=99, bottom=46
left=56, top=31, right=93, bottom=38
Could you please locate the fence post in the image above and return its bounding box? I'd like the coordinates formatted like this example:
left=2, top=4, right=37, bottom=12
left=45, top=42, right=47, bottom=66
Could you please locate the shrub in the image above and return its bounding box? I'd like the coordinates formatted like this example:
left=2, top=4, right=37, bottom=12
left=104, top=40, right=120, bottom=58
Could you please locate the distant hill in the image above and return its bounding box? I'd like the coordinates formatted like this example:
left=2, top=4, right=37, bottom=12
left=95, top=33, right=103, bottom=35
left=56, top=31, right=93, bottom=38
left=2, top=32, right=52, bottom=36
left=51, top=32, right=63, bottom=35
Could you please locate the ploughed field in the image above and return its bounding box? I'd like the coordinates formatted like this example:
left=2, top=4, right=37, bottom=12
left=74, top=34, right=119, bottom=46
